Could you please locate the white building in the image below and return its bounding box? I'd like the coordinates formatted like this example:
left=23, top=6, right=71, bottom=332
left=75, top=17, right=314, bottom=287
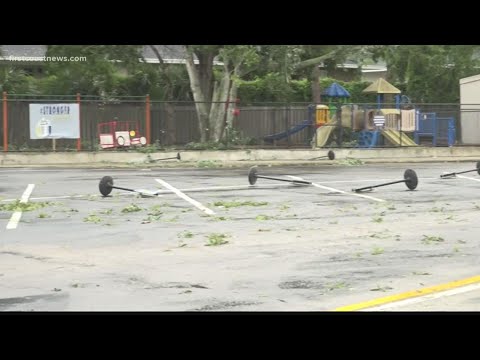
left=459, top=74, right=480, bottom=144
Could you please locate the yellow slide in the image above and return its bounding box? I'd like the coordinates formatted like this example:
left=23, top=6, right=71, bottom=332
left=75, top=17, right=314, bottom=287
left=382, top=129, right=418, bottom=146
left=315, top=115, right=344, bottom=147
left=315, top=121, right=337, bottom=147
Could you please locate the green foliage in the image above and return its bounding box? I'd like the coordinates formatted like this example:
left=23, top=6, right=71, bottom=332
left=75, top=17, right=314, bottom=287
left=371, top=247, right=384, bottom=255
left=376, top=45, right=480, bottom=102
left=0, top=68, right=37, bottom=94
left=251, top=45, right=304, bottom=80
left=83, top=214, right=102, bottom=223
left=9, top=45, right=189, bottom=101
left=5, top=44, right=480, bottom=114
left=40, top=45, right=140, bottom=97
left=237, top=73, right=303, bottom=103
left=212, top=200, right=268, bottom=208
left=337, top=157, right=365, bottom=166
left=142, top=207, right=163, bottom=222
left=223, top=126, right=257, bottom=146
left=237, top=76, right=376, bottom=104
left=121, top=204, right=143, bottom=213
left=178, top=231, right=194, bottom=239
left=196, top=160, right=223, bottom=168
left=185, top=141, right=227, bottom=150
left=255, top=215, right=272, bottom=221
left=290, top=79, right=312, bottom=101
left=421, top=235, right=445, bottom=245
left=135, top=144, right=160, bottom=153
left=128, top=64, right=191, bottom=100
left=0, top=200, right=53, bottom=212
left=412, top=271, right=432, bottom=276
left=99, top=209, right=114, bottom=215
left=210, top=216, right=230, bottom=221
left=205, top=233, right=229, bottom=246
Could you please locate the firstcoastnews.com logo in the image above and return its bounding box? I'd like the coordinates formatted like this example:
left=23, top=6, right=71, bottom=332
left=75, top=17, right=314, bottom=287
left=7, top=55, right=87, bottom=62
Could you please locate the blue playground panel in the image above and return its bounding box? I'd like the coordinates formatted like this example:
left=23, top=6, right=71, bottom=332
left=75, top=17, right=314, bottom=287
left=356, top=130, right=383, bottom=148
left=414, top=112, right=455, bottom=146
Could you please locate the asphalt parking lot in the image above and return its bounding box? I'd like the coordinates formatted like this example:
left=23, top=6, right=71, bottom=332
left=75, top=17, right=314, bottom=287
left=1, top=162, right=480, bottom=311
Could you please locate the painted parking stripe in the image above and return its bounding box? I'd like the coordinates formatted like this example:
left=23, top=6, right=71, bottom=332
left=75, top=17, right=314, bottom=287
left=155, top=178, right=215, bottom=215
left=286, top=175, right=385, bottom=202
left=6, top=184, right=35, bottom=230
left=334, top=274, right=480, bottom=311
left=456, top=174, right=480, bottom=182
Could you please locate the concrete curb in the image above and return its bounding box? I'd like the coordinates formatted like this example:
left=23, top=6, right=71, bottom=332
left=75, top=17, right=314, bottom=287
left=1, top=147, right=480, bottom=168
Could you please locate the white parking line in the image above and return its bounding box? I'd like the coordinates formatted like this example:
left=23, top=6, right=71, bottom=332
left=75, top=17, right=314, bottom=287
left=155, top=178, right=215, bottom=215
left=6, top=184, right=35, bottom=230
left=457, top=174, right=480, bottom=182
left=286, top=175, right=385, bottom=202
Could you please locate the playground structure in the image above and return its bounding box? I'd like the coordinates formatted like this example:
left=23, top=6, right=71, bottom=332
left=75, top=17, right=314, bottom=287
left=98, top=120, right=147, bottom=149
left=334, top=105, right=455, bottom=148
left=262, top=79, right=457, bottom=148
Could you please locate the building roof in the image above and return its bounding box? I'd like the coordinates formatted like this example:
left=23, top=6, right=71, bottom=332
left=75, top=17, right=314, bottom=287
left=142, top=45, right=187, bottom=63
left=0, top=45, right=48, bottom=61
left=459, top=73, right=480, bottom=85
left=319, top=59, right=388, bottom=73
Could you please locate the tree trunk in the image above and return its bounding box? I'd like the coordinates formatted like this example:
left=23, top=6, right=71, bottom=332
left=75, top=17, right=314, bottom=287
left=209, top=70, right=231, bottom=142
left=185, top=50, right=210, bottom=142
left=197, top=52, right=215, bottom=104
left=165, top=102, right=176, bottom=145
left=311, top=65, right=321, bottom=104
left=295, top=51, right=336, bottom=70
left=148, top=45, right=177, bottom=145
left=225, top=83, right=238, bottom=129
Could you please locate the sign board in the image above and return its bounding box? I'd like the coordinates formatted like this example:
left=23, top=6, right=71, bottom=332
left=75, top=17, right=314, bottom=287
left=29, top=104, right=80, bottom=139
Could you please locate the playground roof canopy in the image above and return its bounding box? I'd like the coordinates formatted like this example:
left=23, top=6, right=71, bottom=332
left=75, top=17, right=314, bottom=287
left=323, top=82, right=351, bottom=98
left=362, top=78, right=401, bottom=94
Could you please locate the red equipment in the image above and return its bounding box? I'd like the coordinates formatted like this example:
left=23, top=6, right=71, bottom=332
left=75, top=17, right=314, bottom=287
left=98, top=121, right=147, bottom=149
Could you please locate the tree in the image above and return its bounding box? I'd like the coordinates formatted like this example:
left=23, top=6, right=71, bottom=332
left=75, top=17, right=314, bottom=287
left=0, top=47, right=36, bottom=94
left=295, top=45, right=375, bottom=103
left=42, top=45, right=145, bottom=98
left=184, top=45, right=259, bottom=142
left=235, top=46, right=304, bottom=103
left=147, top=45, right=192, bottom=144
left=0, top=67, right=35, bottom=94
left=249, top=45, right=303, bottom=82
left=182, top=45, right=379, bottom=143
left=374, top=45, right=480, bottom=103
left=243, top=45, right=374, bottom=104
